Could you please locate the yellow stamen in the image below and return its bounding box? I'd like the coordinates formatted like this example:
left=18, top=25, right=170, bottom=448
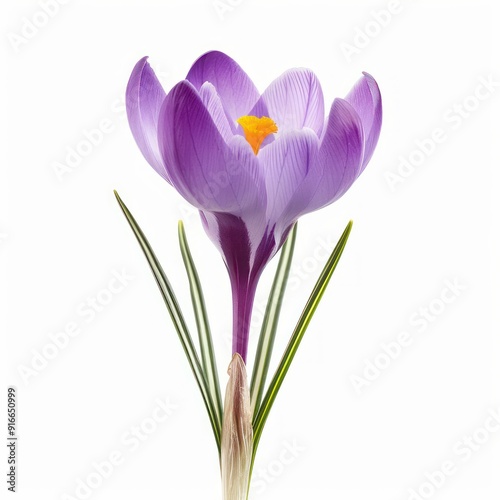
left=236, top=115, right=278, bottom=155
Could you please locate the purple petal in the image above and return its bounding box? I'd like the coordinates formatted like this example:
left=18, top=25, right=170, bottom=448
left=344, top=72, right=382, bottom=170
left=198, top=82, right=236, bottom=143
left=259, top=129, right=320, bottom=232
left=304, top=98, right=364, bottom=212
left=126, top=57, right=169, bottom=181
left=158, top=80, right=265, bottom=214
left=186, top=51, right=260, bottom=123
left=251, top=68, right=325, bottom=137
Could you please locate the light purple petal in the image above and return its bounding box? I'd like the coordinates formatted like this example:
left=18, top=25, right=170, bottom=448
left=224, top=135, right=268, bottom=218
left=186, top=51, right=260, bottom=123
left=344, top=72, right=382, bottom=170
left=158, top=80, right=265, bottom=214
left=304, top=98, right=364, bottom=213
left=198, top=82, right=236, bottom=143
left=259, top=129, right=320, bottom=232
left=126, top=57, right=169, bottom=181
left=250, top=68, right=325, bottom=137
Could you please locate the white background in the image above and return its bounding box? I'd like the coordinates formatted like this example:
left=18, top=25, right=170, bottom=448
left=2, top=0, right=500, bottom=499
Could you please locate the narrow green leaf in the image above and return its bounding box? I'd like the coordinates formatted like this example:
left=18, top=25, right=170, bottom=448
left=250, top=223, right=297, bottom=418
left=178, top=220, right=223, bottom=429
left=114, top=191, right=221, bottom=453
left=252, top=221, right=353, bottom=460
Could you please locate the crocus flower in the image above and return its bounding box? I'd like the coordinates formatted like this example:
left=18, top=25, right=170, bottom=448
left=126, top=51, right=382, bottom=362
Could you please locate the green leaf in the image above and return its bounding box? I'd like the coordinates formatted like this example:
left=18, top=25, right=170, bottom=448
left=250, top=223, right=297, bottom=418
left=114, top=191, right=221, bottom=453
left=251, top=221, right=353, bottom=460
left=178, top=220, right=223, bottom=430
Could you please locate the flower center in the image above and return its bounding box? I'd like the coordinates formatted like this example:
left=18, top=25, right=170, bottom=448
left=236, top=115, right=278, bottom=155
